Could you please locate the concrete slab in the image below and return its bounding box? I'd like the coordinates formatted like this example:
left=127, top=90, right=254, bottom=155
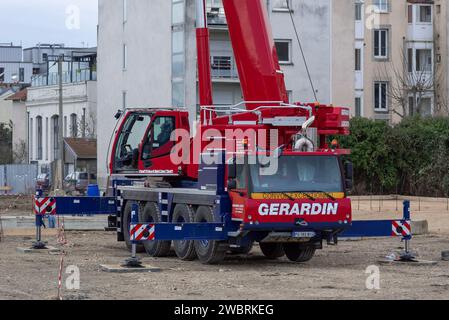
left=16, top=246, right=61, bottom=254
left=378, top=258, right=438, bottom=266
left=100, top=264, right=162, bottom=273
left=412, top=220, right=428, bottom=235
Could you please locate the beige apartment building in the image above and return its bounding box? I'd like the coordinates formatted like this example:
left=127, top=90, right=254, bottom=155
left=354, top=0, right=449, bottom=122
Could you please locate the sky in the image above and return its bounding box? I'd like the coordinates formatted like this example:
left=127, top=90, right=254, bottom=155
left=0, top=0, right=98, bottom=49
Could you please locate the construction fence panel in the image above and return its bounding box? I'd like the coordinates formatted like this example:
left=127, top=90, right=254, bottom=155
left=0, top=164, right=38, bottom=195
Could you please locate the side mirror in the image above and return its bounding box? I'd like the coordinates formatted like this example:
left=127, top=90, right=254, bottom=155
left=228, top=163, right=236, bottom=179
left=344, top=161, right=354, bottom=191
left=227, top=179, right=237, bottom=190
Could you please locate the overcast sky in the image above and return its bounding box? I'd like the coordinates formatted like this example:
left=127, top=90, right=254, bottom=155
left=0, top=0, right=98, bottom=49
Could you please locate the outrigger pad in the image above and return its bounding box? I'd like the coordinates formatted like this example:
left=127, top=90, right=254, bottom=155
left=378, top=254, right=438, bottom=266
left=16, top=245, right=61, bottom=254
left=100, top=264, right=162, bottom=273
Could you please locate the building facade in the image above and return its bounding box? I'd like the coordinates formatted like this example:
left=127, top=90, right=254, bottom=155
left=354, top=0, right=448, bottom=122
left=6, top=89, right=28, bottom=164
left=97, top=0, right=355, bottom=188
left=26, top=51, right=97, bottom=175
left=0, top=44, right=33, bottom=85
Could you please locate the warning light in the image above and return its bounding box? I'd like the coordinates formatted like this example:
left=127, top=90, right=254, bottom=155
left=331, top=139, right=339, bottom=150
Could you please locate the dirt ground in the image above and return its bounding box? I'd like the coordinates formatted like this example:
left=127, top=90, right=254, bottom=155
left=1, top=196, right=449, bottom=300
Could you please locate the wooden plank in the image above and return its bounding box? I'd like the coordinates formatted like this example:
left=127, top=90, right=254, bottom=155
left=0, top=186, right=13, bottom=192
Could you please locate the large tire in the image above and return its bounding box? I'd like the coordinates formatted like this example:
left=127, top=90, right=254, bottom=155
left=122, top=201, right=145, bottom=253
left=259, top=243, right=285, bottom=259
left=194, top=206, right=226, bottom=265
left=172, top=204, right=197, bottom=261
left=283, top=244, right=316, bottom=263
left=140, top=202, right=171, bottom=257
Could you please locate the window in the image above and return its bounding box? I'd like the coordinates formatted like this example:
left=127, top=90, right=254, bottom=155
left=236, top=163, right=247, bottom=189
left=0, top=68, right=4, bottom=82
left=408, top=5, right=413, bottom=23
left=408, top=48, right=413, bottom=72
left=42, top=53, right=48, bottom=62
left=374, top=29, right=388, bottom=59
left=36, top=116, right=43, bottom=160
left=29, top=118, right=34, bottom=160
left=172, top=30, right=185, bottom=79
left=417, top=97, right=432, bottom=116
left=19, top=68, right=24, bottom=82
left=273, top=0, right=292, bottom=12
left=172, top=0, right=185, bottom=25
left=70, top=114, right=78, bottom=137
left=408, top=96, right=415, bottom=116
left=123, top=44, right=127, bottom=70
left=374, top=82, right=388, bottom=111
left=373, top=0, right=389, bottom=13
left=355, top=49, right=362, bottom=71
left=142, top=116, right=176, bottom=160
left=355, top=97, right=362, bottom=117
left=64, top=116, right=67, bottom=137
left=211, top=56, right=232, bottom=78
left=416, top=49, right=432, bottom=72
left=115, top=114, right=152, bottom=170
left=45, top=117, right=49, bottom=160
left=275, top=40, right=292, bottom=64
left=418, top=5, right=432, bottom=23
left=355, top=2, right=363, bottom=21
left=52, top=116, right=59, bottom=160
left=172, top=0, right=186, bottom=107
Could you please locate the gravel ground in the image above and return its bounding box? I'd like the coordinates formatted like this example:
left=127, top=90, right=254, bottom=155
left=0, top=231, right=448, bottom=300
left=1, top=197, right=449, bottom=300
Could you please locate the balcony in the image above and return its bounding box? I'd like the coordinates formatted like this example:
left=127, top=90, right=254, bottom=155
left=31, top=68, right=97, bottom=87
left=207, top=6, right=227, bottom=27
left=210, top=56, right=238, bottom=81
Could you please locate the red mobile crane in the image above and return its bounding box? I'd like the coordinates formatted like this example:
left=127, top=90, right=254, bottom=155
left=33, top=0, right=413, bottom=265
left=107, top=0, right=352, bottom=263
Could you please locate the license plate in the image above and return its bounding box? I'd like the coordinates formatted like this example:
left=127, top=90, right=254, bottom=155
left=292, top=231, right=316, bottom=238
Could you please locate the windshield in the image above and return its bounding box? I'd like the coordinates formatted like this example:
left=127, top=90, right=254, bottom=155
left=249, top=155, right=343, bottom=193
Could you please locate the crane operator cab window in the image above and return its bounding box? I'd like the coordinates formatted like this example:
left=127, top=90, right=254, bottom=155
left=115, top=114, right=152, bottom=171
left=142, top=116, right=176, bottom=161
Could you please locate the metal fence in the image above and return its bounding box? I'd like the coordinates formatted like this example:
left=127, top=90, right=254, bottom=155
left=0, top=164, right=38, bottom=195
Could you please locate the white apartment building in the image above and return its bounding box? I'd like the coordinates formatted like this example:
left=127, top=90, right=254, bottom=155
left=97, top=0, right=354, bottom=188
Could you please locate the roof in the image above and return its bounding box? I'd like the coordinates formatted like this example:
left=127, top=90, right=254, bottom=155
left=64, top=138, right=97, bottom=159
left=5, top=88, right=27, bottom=101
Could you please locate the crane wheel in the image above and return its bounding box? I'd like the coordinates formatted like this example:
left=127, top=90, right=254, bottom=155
left=259, top=243, right=285, bottom=259
left=193, top=206, right=226, bottom=265
left=172, top=204, right=197, bottom=261
left=283, top=244, right=316, bottom=263
left=140, top=202, right=172, bottom=257
left=123, top=201, right=145, bottom=253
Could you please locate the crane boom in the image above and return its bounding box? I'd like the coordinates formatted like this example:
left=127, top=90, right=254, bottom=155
left=222, top=0, right=289, bottom=107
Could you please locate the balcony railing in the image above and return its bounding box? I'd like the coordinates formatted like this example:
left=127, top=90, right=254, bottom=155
left=211, top=56, right=238, bottom=79
left=31, top=69, right=97, bottom=87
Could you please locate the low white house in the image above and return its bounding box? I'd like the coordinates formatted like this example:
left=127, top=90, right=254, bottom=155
left=6, top=88, right=28, bottom=163
left=26, top=80, right=97, bottom=174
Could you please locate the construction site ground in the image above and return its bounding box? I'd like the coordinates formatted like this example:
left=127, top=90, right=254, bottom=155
left=1, top=195, right=449, bottom=300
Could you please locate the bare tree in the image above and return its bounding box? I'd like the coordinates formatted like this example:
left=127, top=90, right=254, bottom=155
left=68, top=110, right=97, bottom=139
left=12, top=140, right=28, bottom=164
left=376, top=46, right=440, bottom=118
